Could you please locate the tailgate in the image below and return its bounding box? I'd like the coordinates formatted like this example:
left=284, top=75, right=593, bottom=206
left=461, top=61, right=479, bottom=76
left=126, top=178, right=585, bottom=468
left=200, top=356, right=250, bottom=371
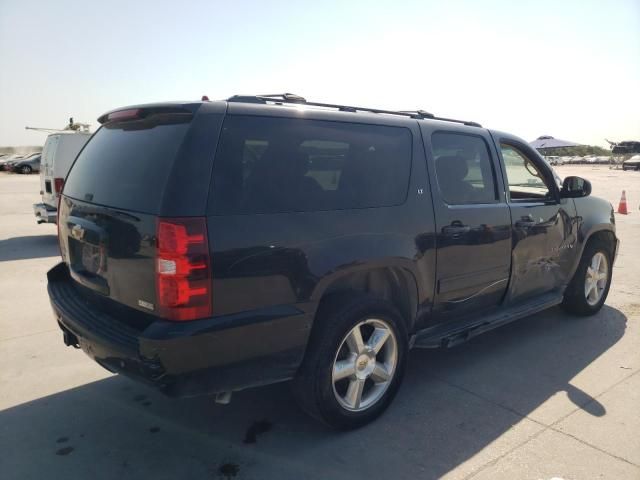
left=58, top=105, right=197, bottom=316
left=58, top=196, right=158, bottom=314
left=57, top=102, right=225, bottom=317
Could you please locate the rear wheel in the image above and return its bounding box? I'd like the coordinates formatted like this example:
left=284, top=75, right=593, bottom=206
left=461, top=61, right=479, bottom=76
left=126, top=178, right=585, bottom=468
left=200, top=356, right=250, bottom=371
left=293, top=295, right=408, bottom=429
left=562, top=238, right=613, bottom=316
left=20, top=165, right=32, bottom=174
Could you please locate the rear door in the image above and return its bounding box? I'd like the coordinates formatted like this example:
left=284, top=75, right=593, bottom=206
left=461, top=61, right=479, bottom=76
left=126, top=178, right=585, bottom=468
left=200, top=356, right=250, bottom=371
left=420, top=125, right=512, bottom=322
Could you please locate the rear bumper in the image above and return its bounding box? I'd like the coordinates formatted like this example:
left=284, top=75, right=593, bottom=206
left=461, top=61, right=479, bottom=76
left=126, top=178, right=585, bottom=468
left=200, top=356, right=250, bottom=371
left=47, top=263, right=313, bottom=397
left=33, top=203, right=57, bottom=224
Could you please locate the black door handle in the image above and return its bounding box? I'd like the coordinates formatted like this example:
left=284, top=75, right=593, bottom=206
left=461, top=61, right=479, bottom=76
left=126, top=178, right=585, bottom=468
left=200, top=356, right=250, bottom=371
left=442, top=221, right=471, bottom=236
left=515, top=215, right=536, bottom=228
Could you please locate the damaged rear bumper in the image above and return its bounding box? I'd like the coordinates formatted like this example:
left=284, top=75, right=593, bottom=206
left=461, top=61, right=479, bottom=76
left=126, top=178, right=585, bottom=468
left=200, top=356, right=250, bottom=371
left=47, top=263, right=313, bottom=397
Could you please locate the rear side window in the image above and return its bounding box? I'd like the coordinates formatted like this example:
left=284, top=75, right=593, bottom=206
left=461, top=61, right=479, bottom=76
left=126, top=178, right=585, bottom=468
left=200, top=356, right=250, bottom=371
left=431, top=132, right=497, bottom=205
left=211, top=116, right=412, bottom=214
left=64, top=122, right=190, bottom=213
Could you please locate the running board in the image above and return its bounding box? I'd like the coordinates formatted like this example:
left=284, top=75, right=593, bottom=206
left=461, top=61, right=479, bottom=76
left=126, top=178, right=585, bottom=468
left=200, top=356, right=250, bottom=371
left=413, top=292, right=563, bottom=349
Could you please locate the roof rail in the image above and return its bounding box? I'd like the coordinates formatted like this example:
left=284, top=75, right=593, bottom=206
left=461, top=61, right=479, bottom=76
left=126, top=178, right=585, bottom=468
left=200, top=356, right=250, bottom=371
left=226, top=94, right=482, bottom=127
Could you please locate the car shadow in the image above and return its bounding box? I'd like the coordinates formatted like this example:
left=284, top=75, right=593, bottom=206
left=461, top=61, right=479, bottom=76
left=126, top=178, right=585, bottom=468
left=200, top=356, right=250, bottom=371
left=0, top=305, right=627, bottom=479
left=0, top=235, right=59, bottom=262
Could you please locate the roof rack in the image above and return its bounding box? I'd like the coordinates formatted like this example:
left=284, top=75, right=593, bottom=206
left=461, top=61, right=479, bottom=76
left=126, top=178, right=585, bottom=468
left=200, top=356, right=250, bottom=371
left=226, top=94, right=482, bottom=127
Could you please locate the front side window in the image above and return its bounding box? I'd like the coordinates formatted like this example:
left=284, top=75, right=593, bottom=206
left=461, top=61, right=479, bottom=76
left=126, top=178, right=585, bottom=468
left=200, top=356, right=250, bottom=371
left=500, top=143, right=553, bottom=201
left=431, top=132, right=497, bottom=205
left=211, top=116, right=412, bottom=214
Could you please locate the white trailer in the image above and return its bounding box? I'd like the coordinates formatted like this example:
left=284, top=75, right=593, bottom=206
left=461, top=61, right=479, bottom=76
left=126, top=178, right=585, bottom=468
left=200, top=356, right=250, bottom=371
left=33, top=131, right=91, bottom=224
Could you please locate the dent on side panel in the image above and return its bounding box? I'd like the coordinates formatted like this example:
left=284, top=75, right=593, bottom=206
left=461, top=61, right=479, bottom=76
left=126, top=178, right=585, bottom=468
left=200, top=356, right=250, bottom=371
left=209, top=206, right=426, bottom=314
left=507, top=202, right=578, bottom=301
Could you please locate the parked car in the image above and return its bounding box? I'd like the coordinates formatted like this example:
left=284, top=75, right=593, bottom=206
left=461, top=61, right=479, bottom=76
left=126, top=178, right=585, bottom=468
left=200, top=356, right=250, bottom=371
left=33, top=131, right=91, bottom=224
left=0, top=154, right=23, bottom=170
left=1, top=152, right=40, bottom=171
left=622, top=154, right=640, bottom=171
left=47, top=95, right=619, bottom=429
left=11, top=154, right=41, bottom=174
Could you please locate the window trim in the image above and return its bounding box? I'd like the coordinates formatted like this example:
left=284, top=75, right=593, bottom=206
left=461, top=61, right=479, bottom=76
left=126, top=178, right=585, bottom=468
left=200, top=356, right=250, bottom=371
left=498, top=139, right=561, bottom=205
left=430, top=130, right=501, bottom=206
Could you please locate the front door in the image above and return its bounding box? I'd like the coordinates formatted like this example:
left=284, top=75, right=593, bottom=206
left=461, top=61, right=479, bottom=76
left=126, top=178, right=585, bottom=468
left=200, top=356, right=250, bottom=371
left=423, top=128, right=512, bottom=322
left=496, top=138, right=577, bottom=303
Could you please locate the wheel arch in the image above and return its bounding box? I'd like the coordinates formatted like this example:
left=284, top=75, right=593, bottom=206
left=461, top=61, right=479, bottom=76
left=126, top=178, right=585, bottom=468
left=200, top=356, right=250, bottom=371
left=310, top=265, right=419, bottom=335
left=568, top=225, right=617, bottom=282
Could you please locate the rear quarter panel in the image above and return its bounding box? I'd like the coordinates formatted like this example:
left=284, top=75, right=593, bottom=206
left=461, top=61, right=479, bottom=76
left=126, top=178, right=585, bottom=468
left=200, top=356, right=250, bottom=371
left=207, top=119, right=436, bottom=332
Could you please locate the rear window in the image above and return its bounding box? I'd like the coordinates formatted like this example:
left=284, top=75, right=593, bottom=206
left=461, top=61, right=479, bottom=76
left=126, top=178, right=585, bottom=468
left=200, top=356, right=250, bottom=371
left=63, top=122, right=190, bottom=213
left=211, top=116, right=412, bottom=214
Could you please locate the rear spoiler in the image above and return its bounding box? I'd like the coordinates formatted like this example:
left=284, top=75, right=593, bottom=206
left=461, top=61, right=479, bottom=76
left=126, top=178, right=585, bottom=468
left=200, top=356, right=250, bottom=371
left=98, top=105, right=199, bottom=125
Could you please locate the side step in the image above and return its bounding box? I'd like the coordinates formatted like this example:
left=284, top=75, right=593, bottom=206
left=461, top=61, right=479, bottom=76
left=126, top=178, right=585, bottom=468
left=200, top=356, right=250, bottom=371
left=413, top=292, right=563, bottom=349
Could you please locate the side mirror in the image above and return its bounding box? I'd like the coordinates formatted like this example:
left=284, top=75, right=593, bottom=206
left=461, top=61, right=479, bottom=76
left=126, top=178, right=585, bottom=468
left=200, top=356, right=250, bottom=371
left=561, top=176, right=591, bottom=198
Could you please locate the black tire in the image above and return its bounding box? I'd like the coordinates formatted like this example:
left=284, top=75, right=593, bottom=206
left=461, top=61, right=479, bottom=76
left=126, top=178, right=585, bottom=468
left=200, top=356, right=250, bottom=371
left=292, top=294, right=408, bottom=430
left=562, top=237, right=614, bottom=316
left=20, top=165, right=32, bottom=174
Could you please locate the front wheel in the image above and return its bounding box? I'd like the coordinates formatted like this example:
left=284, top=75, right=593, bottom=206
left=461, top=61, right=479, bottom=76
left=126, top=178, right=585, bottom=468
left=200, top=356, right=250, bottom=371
left=562, top=238, right=613, bottom=316
left=293, top=295, right=408, bottom=429
left=20, top=165, right=32, bottom=174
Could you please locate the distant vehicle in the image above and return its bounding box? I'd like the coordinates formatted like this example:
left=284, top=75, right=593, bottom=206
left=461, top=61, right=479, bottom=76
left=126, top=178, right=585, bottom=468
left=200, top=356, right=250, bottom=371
left=11, top=154, right=41, bottom=174
left=622, top=155, right=640, bottom=171
left=33, top=132, right=91, bottom=224
left=1, top=154, right=25, bottom=170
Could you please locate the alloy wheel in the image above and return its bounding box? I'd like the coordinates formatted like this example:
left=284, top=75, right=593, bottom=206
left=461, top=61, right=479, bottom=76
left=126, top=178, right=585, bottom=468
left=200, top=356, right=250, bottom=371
left=584, top=251, right=608, bottom=306
left=331, top=318, right=398, bottom=412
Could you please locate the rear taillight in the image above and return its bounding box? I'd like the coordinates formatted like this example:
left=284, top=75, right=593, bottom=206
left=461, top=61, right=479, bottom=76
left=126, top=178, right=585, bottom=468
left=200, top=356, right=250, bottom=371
left=156, top=217, right=212, bottom=321
left=54, top=177, right=64, bottom=194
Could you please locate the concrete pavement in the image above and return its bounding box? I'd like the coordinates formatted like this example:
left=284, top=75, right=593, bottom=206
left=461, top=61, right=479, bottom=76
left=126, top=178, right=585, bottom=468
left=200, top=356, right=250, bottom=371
left=1, top=166, right=638, bottom=479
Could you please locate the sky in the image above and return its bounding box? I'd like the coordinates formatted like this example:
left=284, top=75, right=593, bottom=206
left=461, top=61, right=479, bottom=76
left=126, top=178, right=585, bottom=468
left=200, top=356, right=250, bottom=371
left=1, top=0, right=638, bottom=147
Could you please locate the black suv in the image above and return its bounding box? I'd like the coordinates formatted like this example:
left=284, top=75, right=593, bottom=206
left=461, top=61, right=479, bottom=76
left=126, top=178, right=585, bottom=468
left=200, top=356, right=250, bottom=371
left=48, top=94, right=618, bottom=429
